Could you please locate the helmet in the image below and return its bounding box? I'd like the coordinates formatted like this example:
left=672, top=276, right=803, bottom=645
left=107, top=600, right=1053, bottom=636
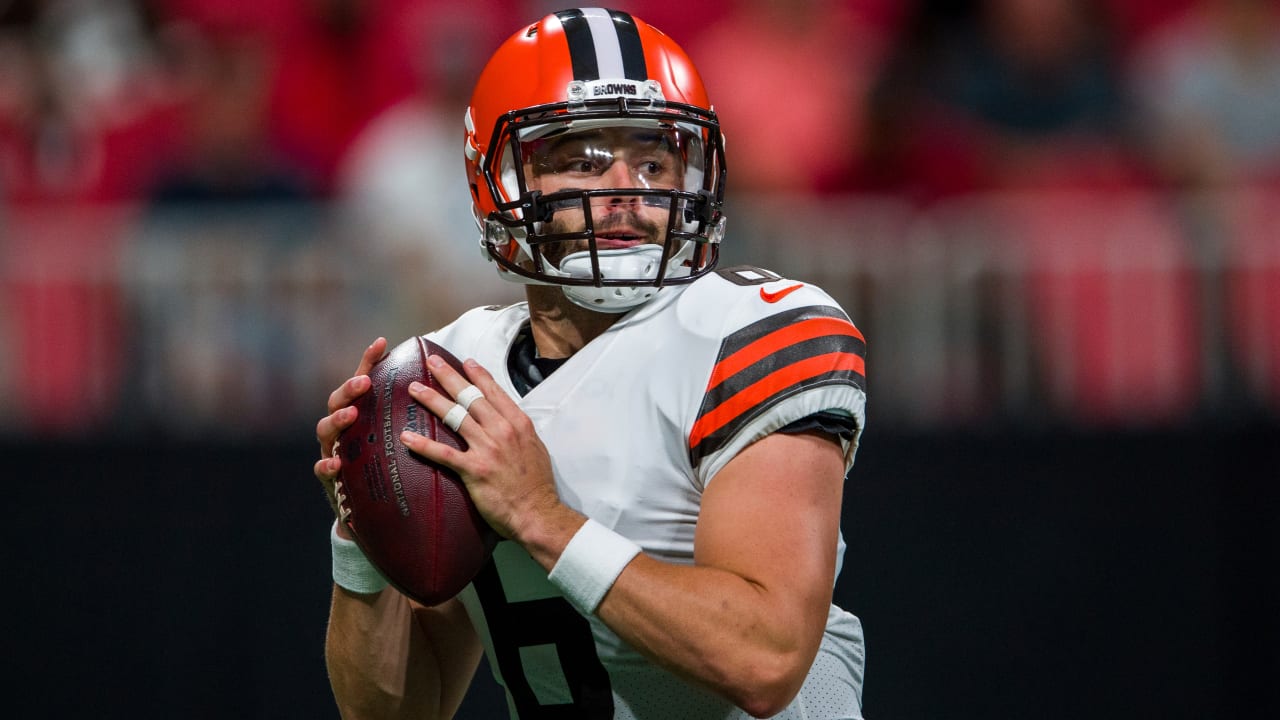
left=464, top=7, right=727, bottom=312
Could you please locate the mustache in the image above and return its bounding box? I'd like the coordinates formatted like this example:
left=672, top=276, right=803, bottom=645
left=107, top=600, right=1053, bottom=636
left=592, top=210, right=662, bottom=238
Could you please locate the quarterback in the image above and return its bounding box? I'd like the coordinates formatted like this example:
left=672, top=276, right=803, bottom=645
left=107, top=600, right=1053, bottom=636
left=315, top=8, right=868, bottom=719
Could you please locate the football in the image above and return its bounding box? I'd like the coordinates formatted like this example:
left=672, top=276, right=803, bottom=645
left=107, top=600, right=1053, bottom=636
left=336, top=336, right=499, bottom=605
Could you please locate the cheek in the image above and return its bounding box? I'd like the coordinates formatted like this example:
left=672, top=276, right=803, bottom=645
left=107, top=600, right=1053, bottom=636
left=623, top=202, right=675, bottom=230
left=546, top=207, right=585, bottom=231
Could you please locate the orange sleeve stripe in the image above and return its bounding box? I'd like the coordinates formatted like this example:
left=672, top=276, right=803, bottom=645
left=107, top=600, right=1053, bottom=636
left=706, top=317, right=864, bottom=391
left=689, top=351, right=866, bottom=449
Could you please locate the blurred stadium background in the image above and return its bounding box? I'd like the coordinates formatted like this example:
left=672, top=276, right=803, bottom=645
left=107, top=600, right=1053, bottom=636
left=3, top=0, right=1277, bottom=717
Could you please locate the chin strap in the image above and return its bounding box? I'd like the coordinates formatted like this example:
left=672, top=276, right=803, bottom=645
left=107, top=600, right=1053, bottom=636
left=482, top=217, right=701, bottom=312
left=559, top=245, right=665, bottom=312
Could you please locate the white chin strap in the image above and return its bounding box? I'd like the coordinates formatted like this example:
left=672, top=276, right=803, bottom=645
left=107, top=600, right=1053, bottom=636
left=558, top=245, right=671, bottom=313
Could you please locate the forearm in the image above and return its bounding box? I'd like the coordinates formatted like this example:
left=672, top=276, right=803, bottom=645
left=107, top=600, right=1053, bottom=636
left=518, top=508, right=831, bottom=717
left=599, top=555, right=829, bottom=715
left=326, top=588, right=479, bottom=720
left=326, top=587, right=429, bottom=719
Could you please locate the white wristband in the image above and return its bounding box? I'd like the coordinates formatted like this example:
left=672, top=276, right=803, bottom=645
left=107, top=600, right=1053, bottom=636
left=330, top=521, right=389, bottom=594
left=548, top=518, right=642, bottom=615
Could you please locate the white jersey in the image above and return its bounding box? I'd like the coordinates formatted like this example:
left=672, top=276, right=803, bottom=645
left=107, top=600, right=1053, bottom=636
left=428, top=266, right=868, bottom=719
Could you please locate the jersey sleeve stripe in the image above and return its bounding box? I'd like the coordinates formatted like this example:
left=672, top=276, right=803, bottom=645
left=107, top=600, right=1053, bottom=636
left=690, top=352, right=866, bottom=451
left=706, top=316, right=865, bottom=391
left=716, top=305, right=861, bottom=358
left=689, top=305, right=867, bottom=467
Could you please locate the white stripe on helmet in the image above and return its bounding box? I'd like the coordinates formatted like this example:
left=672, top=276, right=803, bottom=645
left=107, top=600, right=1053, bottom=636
left=581, top=8, right=626, bottom=80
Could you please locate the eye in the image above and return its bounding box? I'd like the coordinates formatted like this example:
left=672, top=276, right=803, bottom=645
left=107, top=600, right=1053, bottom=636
left=542, top=156, right=596, bottom=175
left=558, top=149, right=612, bottom=175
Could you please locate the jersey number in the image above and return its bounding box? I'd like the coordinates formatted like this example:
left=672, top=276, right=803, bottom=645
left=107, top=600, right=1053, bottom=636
left=473, top=561, right=614, bottom=718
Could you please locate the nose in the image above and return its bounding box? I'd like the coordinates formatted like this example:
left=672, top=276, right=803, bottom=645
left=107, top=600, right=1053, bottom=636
left=599, top=159, right=644, bottom=212
left=601, top=158, right=642, bottom=189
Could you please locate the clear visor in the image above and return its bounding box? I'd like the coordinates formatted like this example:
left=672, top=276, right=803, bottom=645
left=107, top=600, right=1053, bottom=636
left=500, top=121, right=707, bottom=203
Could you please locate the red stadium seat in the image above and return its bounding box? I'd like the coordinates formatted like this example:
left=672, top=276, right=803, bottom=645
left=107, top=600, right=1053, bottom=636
left=1003, top=190, right=1201, bottom=425
left=1222, top=187, right=1280, bottom=413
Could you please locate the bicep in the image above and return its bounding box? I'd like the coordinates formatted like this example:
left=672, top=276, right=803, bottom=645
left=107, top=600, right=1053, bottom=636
left=695, top=431, right=845, bottom=622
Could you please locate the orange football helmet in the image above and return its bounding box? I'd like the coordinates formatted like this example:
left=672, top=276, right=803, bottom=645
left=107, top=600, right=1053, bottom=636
left=464, top=8, right=727, bottom=311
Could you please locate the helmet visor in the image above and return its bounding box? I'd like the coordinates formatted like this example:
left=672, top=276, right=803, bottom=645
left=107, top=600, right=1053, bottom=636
left=519, top=123, right=705, bottom=196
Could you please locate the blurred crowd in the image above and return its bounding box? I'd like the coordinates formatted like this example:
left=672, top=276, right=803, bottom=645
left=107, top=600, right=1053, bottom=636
left=7, top=0, right=1280, bottom=206
left=1, top=0, right=1278, bottom=435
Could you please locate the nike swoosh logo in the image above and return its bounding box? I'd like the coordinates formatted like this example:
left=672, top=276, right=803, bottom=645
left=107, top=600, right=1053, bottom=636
left=759, top=283, right=804, bottom=303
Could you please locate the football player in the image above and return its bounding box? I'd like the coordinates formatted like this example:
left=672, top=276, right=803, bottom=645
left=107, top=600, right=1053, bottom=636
left=314, top=8, right=868, bottom=718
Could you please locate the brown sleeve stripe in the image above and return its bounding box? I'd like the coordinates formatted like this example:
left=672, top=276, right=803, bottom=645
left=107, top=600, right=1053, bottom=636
left=689, top=306, right=866, bottom=466
left=705, top=316, right=864, bottom=390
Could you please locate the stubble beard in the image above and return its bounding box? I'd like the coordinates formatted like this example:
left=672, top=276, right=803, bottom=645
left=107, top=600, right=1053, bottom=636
left=534, top=205, right=665, bottom=268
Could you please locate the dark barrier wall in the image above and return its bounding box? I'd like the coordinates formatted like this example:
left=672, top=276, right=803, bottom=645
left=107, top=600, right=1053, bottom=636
left=10, top=426, right=1278, bottom=719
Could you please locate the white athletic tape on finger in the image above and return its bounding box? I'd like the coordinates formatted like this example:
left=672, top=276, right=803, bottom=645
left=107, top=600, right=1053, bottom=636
left=548, top=518, right=642, bottom=615
left=331, top=521, right=388, bottom=594
left=442, top=403, right=468, bottom=432
left=455, top=384, right=484, bottom=411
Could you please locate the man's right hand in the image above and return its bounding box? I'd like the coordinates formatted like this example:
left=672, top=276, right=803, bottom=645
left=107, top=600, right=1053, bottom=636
left=314, top=337, right=388, bottom=536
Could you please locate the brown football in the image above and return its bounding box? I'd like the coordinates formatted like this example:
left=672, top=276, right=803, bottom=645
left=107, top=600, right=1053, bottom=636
left=336, top=336, right=499, bottom=605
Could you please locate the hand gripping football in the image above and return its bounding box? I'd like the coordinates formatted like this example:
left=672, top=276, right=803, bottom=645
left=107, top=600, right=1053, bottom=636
left=336, top=336, right=499, bottom=605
